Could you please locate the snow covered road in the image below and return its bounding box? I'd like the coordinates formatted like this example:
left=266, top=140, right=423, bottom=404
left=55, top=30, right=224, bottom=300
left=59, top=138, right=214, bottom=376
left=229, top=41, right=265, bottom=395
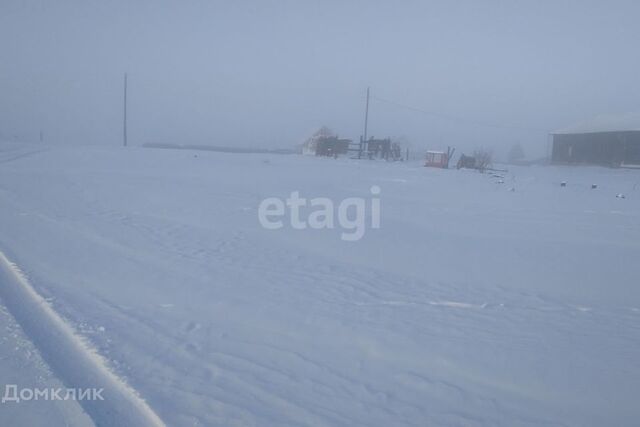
left=0, top=298, right=94, bottom=427
left=0, top=251, right=165, bottom=427
left=1, top=142, right=639, bottom=426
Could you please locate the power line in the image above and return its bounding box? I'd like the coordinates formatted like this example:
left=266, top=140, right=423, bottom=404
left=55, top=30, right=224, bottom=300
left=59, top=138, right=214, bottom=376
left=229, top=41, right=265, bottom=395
left=370, top=95, right=549, bottom=133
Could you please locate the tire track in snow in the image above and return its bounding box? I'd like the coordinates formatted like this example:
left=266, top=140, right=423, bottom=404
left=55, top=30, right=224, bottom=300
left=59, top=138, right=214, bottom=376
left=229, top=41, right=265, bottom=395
left=0, top=148, right=47, bottom=164
left=0, top=251, right=166, bottom=427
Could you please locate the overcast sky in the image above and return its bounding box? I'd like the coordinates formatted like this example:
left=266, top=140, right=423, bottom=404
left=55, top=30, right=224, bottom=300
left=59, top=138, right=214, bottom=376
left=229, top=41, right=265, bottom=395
left=2, top=0, right=639, bottom=158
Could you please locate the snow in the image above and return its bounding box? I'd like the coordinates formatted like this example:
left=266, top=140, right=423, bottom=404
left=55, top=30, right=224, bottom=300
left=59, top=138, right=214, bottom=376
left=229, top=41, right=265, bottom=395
left=0, top=302, right=94, bottom=426
left=0, top=252, right=165, bottom=426
left=1, top=141, right=640, bottom=426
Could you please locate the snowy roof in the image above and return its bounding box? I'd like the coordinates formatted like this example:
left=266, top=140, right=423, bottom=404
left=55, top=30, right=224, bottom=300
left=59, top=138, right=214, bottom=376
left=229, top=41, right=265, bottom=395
left=552, top=112, right=640, bottom=134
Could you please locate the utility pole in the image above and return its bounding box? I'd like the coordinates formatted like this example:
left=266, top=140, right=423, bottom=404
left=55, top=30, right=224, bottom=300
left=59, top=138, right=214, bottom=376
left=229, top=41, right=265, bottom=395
left=360, top=87, right=370, bottom=159
left=123, top=73, right=128, bottom=147
left=363, top=86, right=370, bottom=141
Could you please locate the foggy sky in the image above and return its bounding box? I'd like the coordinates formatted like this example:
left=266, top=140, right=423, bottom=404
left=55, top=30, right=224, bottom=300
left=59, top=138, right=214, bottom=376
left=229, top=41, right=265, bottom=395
left=2, top=0, right=640, bottom=158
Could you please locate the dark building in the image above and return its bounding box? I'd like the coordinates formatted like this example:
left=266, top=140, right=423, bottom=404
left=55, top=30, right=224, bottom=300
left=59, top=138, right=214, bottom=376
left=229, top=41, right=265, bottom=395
left=551, top=114, right=640, bottom=167
left=315, top=136, right=351, bottom=157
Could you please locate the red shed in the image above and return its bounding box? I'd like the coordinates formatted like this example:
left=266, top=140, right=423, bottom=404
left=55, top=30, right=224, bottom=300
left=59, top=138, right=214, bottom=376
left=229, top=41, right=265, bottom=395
left=424, top=150, right=448, bottom=168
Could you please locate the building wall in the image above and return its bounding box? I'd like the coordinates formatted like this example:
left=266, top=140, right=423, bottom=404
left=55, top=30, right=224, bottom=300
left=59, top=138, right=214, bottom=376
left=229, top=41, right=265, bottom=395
left=315, top=138, right=351, bottom=157
left=552, top=131, right=640, bottom=166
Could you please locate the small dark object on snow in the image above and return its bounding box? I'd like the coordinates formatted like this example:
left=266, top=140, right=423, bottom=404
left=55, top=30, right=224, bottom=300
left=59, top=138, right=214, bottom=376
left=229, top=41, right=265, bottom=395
left=616, top=193, right=626, bottom=199
left=560, top=181, right=567, bottom=187
left=457, top=154, right=477, bottom=169
left=591, top=184, right=598, bottom=189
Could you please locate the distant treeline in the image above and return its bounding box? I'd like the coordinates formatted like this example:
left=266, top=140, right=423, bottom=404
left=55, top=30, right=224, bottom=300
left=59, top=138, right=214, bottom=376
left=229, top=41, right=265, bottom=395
left=143, top=142, right=297, bottom=155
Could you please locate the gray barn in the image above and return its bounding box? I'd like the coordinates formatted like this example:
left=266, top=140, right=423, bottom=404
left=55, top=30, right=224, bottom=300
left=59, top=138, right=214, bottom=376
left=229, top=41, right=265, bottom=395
left=551, top=113, right=640, bottom=167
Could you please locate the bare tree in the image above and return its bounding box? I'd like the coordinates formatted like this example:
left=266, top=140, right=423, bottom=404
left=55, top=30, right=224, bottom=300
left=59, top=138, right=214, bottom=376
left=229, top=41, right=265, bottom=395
left=473, top=148, right=493, bottom=172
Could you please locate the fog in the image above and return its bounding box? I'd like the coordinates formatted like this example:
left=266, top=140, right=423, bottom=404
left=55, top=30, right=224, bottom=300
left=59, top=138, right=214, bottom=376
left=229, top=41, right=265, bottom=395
left=2, top=0, right=639, bottom=159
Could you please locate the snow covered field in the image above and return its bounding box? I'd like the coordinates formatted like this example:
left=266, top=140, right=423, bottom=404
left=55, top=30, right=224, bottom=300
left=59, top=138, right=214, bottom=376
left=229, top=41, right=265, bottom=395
left=1, top=141, right=639, bottom=426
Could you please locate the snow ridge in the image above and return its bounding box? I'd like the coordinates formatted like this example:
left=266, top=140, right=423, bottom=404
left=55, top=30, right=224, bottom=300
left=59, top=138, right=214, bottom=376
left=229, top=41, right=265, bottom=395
left=0, top=251, right=166, bottom=427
